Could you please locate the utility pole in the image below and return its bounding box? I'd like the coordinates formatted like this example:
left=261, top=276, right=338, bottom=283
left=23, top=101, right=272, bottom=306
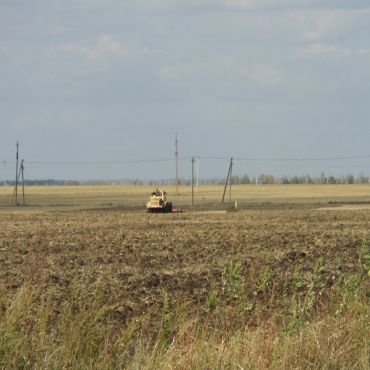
left=191, top=156, right=195, bottom=206
left=221, top=157, right=233, bottom=204
left=229, top=157, right=233, bottom=202
left=11, top=141, right=19, bottom=206
left=15, top=141, right=19, bottom=204
left=175, top=133, right=179, bottom=194
left=196, top=156, right=199, bottom=192
left=21, top=160, right=25, bottom=206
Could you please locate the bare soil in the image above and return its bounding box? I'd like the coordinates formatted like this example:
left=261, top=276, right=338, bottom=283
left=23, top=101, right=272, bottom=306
left=1, top=209, right=368, bottom=328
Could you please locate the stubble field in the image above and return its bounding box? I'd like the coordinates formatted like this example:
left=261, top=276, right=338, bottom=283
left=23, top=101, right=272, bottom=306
left=0, top=185, right=369, bottom=369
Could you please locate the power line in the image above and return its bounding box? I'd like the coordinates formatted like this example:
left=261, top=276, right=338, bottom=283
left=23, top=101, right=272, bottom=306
left=235, top=155, right=370, bottom=162
left=198, top=155, right=370, bottom=162
left=197, top=156, right=231, bottom=160
left=2, top=154, right=370, bottom=167
left=24, top=158, right=183, bottom=166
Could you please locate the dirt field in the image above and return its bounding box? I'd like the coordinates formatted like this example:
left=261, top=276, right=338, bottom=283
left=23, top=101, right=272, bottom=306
left=1, top=208, right=368, bottom=321
left=0, top=186, right=369, bottom=368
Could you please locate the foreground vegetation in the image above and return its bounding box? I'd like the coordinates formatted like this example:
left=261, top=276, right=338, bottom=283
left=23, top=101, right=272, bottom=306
left=0, top=204, right=369, bottom=369
left=0, top=281, right=368, bottom=369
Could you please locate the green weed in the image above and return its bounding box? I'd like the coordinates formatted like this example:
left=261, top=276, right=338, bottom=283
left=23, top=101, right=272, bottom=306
left=359, top=236, right=370, bottom=275
left=253, top=266, right=274, bottom=295
left=157, top=291, right=175, bottom=349
left=293, top=264, right=304, bottom=289
left=222, top=261, right=245, bottom=299
left=205, top=288, right=219, bottom=313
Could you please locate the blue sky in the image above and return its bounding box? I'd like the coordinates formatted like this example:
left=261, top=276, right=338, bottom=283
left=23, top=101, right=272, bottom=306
left=1, top=0, right=370, bottom=180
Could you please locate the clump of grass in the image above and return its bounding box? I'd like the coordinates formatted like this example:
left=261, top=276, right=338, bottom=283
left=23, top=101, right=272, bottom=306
left=204, top=288, right=219, bottom=313
left=0, top=286, right=39, bottom=369
left=253, top=266, right=274, bottom=295
left=157, top=291, right=175, bottom=349
left=221, top=260, right=245, bottom=299
left=284, top=258, right=328, bottom=334
left=359, top=236, right=370, bottom=275
left=293, top=263, right=304, bottom=289
left=336, top=274, right=362, bottom=315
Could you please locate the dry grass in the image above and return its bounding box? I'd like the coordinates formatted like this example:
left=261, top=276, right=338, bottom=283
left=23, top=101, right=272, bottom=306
left=1, top=184, right=370, bottom=211
left=0, top=280, right=368, bottom=369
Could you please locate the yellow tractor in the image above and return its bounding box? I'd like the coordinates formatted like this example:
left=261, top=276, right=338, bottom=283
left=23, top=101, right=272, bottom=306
left=146, top=189, right=173, bottom=213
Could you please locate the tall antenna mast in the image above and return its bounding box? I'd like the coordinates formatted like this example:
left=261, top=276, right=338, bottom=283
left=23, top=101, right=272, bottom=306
left=175, top=133, right=179, bottom=194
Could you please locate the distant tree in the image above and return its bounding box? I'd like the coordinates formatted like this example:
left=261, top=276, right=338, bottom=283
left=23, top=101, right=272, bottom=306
left=346, top=174, right=355, bottom=184
left=281, top=176, right=290, bottom=184
left=358, top=172, right=368, bottom=184
left=320, top=172, right=327, bottom=184
left=290, top=176, right=299, bottom=184
left=241, top=175, right=251, bottom=184
left=304, top=175, right=314, bottom=184
left=328, top=176, right=336, bottom=184
left=258, top=174, right=276, bottom=184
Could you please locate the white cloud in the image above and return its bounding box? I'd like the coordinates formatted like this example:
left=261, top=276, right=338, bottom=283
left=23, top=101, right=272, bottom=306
left=297, top=10, right=369, bottom=41
left=120, top=0, right=370, bottom=11
left=191, top=8, right=370, bottom=44
left=50, top=35, right=158, bottom=68
left=249, top=65, right=284, bottom=87
left=297, top=43, right=370, bottom=61
left=157, top=56, right=284, bottom=94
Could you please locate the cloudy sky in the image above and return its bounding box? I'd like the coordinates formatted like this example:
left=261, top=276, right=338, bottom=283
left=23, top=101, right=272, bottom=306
left=1, top=0, right=370, bottom=180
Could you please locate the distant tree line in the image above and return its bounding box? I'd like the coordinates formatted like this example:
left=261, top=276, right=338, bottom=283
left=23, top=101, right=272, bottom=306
left=229, top=173, right=370, bottom=185
left=0, top=179, right=79, bottom=186
left=0, top=173, right=369, bottom=186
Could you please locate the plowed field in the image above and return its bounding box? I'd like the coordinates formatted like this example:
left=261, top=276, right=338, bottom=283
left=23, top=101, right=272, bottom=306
left=1, top=194, right=370, bottom=369
left=1, top=209, right=368, bottom=323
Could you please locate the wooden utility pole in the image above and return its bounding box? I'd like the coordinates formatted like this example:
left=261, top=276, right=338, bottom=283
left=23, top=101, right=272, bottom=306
left=11, top=141, right=19, bottom=206
left=175, top=133, right=179, bottom=194
left=221, top=158, right=233, bottom=204
left=191, top=156, right=195, bottom=206
left=196, top=156, right=199, bottom=192
left=21, top=160, right=25, bottom=206
left=229, top=158, right=233, bottom=201
left=15, top=141, right=19, bottom=204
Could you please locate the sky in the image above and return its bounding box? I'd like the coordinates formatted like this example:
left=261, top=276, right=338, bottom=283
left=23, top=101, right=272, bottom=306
left=1, top=0, right=370, bottom=180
